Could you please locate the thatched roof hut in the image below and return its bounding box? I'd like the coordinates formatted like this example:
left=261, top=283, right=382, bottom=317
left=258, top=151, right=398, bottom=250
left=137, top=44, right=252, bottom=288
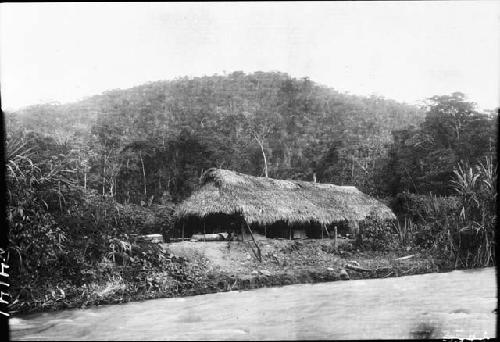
left=174, top=168, right=395, bottom=238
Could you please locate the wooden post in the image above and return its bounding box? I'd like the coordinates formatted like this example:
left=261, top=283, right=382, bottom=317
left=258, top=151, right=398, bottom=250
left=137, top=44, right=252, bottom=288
left=350, top=221, right=359, bottom=236
left=182, top=223, right=184, bottom=241
left=353, top=221, right=362, bottom=245
left=321, top=224, right=324, bottom=239
left=334, top=226, right=338, bottom=250
left=240, top=223, right=246, bottom=242
left=289, top=226, right=292, bottom=240
left=245, top=221, right=262, bottom=262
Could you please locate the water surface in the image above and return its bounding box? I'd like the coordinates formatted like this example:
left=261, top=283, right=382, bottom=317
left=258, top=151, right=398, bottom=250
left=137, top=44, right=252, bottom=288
left=10, top=267, right=497, bottom=340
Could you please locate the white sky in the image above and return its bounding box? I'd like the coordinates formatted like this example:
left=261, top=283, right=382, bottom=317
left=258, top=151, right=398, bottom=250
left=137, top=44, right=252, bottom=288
left=1, top=1, right=499, bottom=111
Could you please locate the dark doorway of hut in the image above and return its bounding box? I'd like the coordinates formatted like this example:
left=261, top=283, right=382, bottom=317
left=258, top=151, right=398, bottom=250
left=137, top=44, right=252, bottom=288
left=170, top=214, right=356, bottom=262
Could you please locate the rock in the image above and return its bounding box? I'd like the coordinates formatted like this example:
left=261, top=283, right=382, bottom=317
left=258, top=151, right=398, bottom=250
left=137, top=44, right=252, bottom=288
left=251, top=270, right=259, bottom=275
left=246, top=254, right=252, bottom=260
left=327, top=267, right=334, bottom=271
left=138, top=234, right=164, bottom=243
left=339, top=269, right=350, bottom=280
left=259, top=270, right=271, bottom=276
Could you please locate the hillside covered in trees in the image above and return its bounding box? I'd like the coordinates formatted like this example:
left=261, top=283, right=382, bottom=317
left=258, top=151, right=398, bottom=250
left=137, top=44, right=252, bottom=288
left=5, top=71, right=498, bottom=314
left=8, top=71, right=437, bottom=203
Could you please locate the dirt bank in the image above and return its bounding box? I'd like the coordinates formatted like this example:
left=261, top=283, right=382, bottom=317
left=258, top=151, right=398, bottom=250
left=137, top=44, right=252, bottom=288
left=10, top=238, right=449, bottom=316
left=165, top=239, right=443, bottom=283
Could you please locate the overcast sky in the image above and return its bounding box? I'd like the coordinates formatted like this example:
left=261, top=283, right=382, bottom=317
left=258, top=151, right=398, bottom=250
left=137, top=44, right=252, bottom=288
left=1, top=1, right=499, bottom=111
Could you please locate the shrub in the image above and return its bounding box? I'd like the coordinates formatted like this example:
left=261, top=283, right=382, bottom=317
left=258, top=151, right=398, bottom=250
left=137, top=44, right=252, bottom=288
left=6, top=133, right=177, bottom=308
left=391, top=192, right=460, bottom=223
left=449, top=157, right=496, bottom=267
left=389, top=156, right=497, bottom=268
left=145, top=204, right=175, bottom=235
left=357, top=218, right=399, bottom=251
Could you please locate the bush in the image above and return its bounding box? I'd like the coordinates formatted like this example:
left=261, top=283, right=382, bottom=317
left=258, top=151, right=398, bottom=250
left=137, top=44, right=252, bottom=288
left=7, top=150, right=175, bottom=307
left=388, top=157, right=497, bottom=268
left=145, top=204, right=175, bottom=235
left=391, top=192, right=460, bottom=223
left=357, top=218, right=399, bottom=251
left=449, top=157, right=496, bottom=267
left=390, top=193, right=462, bottom=254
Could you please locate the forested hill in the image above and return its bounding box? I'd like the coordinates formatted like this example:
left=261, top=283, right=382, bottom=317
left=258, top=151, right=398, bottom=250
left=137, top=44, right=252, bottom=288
left=11, top=71, right=425, bottom=136
left=7, top=72, right=497, bottom=314
left=6, top=71, right=496, bottom=204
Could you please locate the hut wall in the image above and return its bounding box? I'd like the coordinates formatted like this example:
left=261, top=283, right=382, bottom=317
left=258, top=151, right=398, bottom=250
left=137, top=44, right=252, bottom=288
left=330, top=221, right=350, bottom=237
left=305, top=222, right=323, bottom=239
left=292, top=228, right=307, bottom=239
left=265, top=221, right=293, bottom=239
left=173, top=215, right=359, bottom=241
left=347, top=220, right=360, bottom=236
left=173, top=213, right=241, bottom=239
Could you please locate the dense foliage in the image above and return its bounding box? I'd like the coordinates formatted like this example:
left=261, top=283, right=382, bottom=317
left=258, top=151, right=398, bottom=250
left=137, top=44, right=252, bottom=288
left=5, top=129, right=174, bottom=312
left=383, top=92, right=497, bottom=195
left=5, top=71, right=498, bottom=313
left=9, top=72, right=430, bottom=202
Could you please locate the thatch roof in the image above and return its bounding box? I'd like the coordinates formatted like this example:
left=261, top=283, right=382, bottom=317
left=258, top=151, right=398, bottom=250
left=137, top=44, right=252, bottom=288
left=175, top=168, right=396, bottom=226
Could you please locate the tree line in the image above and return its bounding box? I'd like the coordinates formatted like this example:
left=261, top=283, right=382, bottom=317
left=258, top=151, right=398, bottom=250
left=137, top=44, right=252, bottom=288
left=14, top=71, right=490, bottom=205
left=5, top=72, right=497, bottom=312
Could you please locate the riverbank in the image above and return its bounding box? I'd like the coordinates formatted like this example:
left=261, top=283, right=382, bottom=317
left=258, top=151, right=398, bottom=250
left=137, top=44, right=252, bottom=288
left=10, top=238, right=456, bottom=316
left=11, top=267, right=497, bottom=340
left=167, top=238, right=449, bottom=281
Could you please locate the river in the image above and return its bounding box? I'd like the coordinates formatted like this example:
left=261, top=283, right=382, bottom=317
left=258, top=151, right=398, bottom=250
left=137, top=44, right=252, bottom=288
left=10, top=267, right=497, bottom=340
